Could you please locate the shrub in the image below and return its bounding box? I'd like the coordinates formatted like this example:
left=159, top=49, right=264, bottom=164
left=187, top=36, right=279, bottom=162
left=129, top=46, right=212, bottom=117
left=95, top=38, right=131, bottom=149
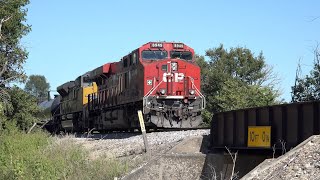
left=6, top=86, right=41, bottom=131
left=0, top=128, right=127, bottom=180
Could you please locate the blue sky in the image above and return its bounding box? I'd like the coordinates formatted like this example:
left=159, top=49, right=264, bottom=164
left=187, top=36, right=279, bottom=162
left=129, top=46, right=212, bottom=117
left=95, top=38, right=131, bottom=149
left=23, top=1, right=320, bottom=101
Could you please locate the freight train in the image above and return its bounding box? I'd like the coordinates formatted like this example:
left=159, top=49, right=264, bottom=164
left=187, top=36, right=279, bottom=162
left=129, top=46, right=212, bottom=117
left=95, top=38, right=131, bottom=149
left=46, top=42, right=205, bottom=133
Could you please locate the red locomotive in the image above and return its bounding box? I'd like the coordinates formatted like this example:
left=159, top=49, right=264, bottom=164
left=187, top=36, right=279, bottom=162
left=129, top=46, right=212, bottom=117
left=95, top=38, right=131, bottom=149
left=49, top=42, right=205, bottom=132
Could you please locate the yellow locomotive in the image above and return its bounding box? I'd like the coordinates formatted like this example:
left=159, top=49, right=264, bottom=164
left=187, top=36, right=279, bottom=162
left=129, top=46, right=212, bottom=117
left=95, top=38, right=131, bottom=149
left=52, top=72, right=97, bottom=132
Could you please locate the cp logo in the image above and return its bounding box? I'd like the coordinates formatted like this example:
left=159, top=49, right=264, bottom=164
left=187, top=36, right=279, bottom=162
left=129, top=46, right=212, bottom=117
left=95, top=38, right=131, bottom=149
left=163, top=73, right=184, bottom=82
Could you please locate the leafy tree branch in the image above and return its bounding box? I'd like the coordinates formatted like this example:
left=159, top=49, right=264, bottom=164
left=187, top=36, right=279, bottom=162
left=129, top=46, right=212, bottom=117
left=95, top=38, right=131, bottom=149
left=196, top=44, right=280, bottom=124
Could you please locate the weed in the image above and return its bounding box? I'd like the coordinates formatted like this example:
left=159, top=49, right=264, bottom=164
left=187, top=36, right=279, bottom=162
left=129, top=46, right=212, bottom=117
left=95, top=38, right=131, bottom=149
left=0, top=128, right=127, bottom=180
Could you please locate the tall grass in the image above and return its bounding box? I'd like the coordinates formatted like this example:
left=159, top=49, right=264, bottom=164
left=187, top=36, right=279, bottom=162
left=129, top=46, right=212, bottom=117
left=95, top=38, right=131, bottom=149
left=0, top=127, right=127, bottom=180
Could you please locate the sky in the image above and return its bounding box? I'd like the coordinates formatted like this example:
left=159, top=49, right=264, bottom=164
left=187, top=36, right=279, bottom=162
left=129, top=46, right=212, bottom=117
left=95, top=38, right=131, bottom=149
left=23, top=1, right=320, bottom=101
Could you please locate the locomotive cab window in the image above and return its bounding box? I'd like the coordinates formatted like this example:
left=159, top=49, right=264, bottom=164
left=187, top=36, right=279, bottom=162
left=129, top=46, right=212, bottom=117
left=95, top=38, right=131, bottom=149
left=82, top=76, right=93, bottom=87
left=170, top=51, right=193, bottom=61
left=142, top=50, right=168, bottom=60
left=132, top=52, right=137, bottom=64
left=72, top=89, right=78, bottom=99
left=129, top=54, right=133, bottom=66
left=123, top=58, right=128, bottom=68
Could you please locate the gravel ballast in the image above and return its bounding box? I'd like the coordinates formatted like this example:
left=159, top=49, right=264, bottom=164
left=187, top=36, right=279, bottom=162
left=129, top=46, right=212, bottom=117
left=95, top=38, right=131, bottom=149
left=245, top=135, right=320, bottom=180
left=62, top=130, right=209, bottom=159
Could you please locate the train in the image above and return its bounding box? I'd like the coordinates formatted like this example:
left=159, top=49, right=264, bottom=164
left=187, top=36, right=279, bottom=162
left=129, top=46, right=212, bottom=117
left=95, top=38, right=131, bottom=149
left=45, top=42, right=205, bottom=133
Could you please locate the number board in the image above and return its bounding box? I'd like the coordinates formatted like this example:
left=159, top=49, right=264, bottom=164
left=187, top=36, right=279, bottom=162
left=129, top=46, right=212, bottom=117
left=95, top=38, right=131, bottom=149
left=151, top=43, right=163, bottom=48
left=247, top=126, right=271, bottom=148
left=173, top=43, right=184, bottom=49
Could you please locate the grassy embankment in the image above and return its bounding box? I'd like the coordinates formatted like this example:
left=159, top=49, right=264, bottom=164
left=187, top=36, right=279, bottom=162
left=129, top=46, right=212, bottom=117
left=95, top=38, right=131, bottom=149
left=0, top=125, right=128, bottom=180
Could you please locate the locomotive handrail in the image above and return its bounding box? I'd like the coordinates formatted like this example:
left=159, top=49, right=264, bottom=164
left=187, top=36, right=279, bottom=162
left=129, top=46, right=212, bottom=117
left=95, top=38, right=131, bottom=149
left=145, top=77, right=161, bottom=97
left=143, top=77, right=206, bottom=112
left=143, top=79, right=164, bottom=113
left=188, top=76, right=206, bottom=110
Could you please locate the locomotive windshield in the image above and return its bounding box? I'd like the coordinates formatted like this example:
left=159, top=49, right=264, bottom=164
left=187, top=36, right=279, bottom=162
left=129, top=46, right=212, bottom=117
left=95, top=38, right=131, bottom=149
left=170, top=51, right=193, bottom=61
left=142, top=50, right=168, bottom=60
left=82, top=76, right=94, bottom=87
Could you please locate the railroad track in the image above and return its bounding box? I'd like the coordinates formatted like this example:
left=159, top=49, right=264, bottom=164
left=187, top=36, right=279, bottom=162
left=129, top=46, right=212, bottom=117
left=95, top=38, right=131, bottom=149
left=70, top=127, right=210, bottom=140
left=38, top=117, right=209, bottom=135
left=153, top=127, right=209, bottom=132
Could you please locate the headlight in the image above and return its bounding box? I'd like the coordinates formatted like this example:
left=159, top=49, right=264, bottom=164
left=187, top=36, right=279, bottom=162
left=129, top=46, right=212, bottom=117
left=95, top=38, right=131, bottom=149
left=189, top=89, right=195, bottom=95
left=171, top=62, right=178, bottom=71
left=160, top=89, right=166, bottom=95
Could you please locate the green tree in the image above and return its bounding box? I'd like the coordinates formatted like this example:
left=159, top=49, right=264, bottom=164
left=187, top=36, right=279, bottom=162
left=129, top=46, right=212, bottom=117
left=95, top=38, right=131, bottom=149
left=0, top=0, right=34, bottom=131
left=0, top=0, right=31, bottom=86
left=25, top=75, right=50, bottom=102
left=196, top=44, right=279, bottom=124
left=5, top=86, right=40, bottom=131
left=0, top=0, right=30, bottom=115
left=292, top=47, right=320, bottom=102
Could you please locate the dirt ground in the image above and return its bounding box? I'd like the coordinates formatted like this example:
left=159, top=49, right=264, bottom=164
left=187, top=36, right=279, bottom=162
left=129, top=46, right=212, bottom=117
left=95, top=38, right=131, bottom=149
left=56, top=130, right=210, bottom=178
